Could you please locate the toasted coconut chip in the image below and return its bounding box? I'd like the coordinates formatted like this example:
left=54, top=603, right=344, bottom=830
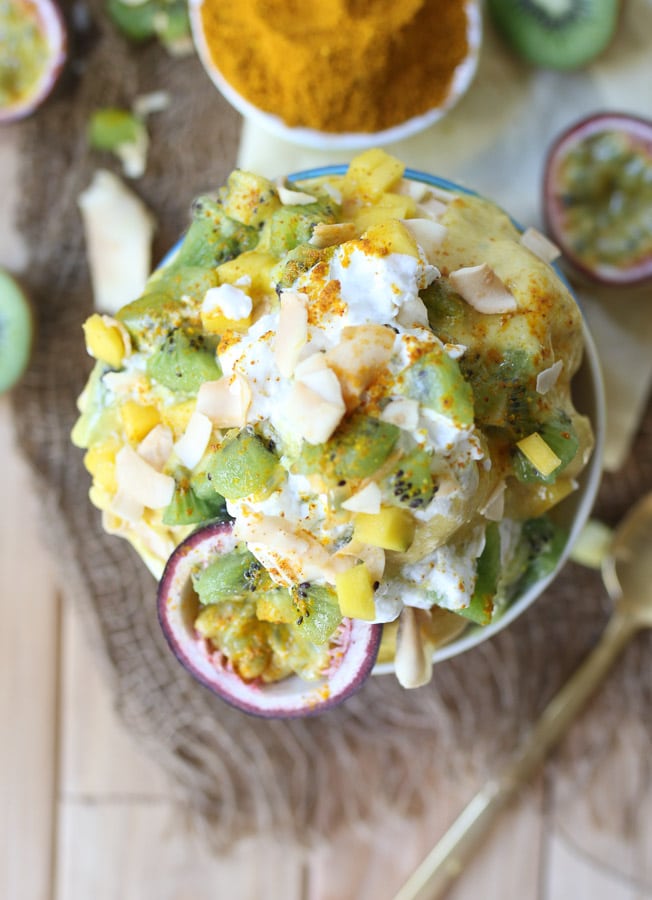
left=309, top=221, right=358, bottom=248
left=78, top=169, right=155, bottom=315
left=282, top=380, right=346, bottom=444
left=417, top=196, right=449, bottom=220
left=294, top=354, right=344, bottom=406
left=109, top=489, right=144, bottom=524
left=402, top=218, right=448, bottom=260
left=324, top=324, right=395, bottom=411
left=480, top=481, right=506, bottom=522
left=174, top=411, right=212, bottom=470
left=132, top=90, right=170, bottom=118
left=448, top=263, right=517, bottom=314
left=336, top=539, right=386, bottom=583
left=276, top=179, right=318, bottom=206
left=396, top=296, right=430, bottom=329
left=116, top=444, right=175, bottom=509
left=138, top=424, right=174, bottom=471
left=394, top=607, right=433, bottom=689
left=274, top=290, right=308, bottom=377
left=379, top=397, right=420, bottom=431
left=536, top=359, right=564, bottom=394
left=341, top=482, right=382, bottom=514
left=520, top=227, right=561, bottom=264
left=196, top=373, right=252, bottom=428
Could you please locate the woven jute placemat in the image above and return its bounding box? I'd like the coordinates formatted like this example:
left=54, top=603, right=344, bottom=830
left=11, top=0, right=652, bottom=867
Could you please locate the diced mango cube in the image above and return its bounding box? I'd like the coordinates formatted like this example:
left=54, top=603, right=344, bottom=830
left=343, top=149, right=405, bottom=199
left=119, top=401, right=161, bottom=443
left=335, top=562, right=376, bottom=620
left=353, top=507, right=416, bottom=552
left=84, top=440, right=120, bottom=494
left=160, top=400, right=196, bottom=437
left=82, top=314, right=126, bottom=369
left=201, top=310, right=252, bottom=335
left=217, top=250, right=277, bottom=297
left=516, top=432, right=562, bottom=477
left=361, top=219, right=420, bottom=258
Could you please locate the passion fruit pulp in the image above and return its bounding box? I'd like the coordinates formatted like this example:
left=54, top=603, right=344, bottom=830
left=0, top=0, right=67, bottom=124
left=543, top=112, right=652, bottom=287
left=157, top=521, right=383, bottom=718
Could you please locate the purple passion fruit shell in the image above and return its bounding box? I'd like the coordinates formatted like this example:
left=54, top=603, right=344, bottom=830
left=157, top=521, right=383, bottom=718
left=543, top=112, right=652, bottom=287
left=0, top=0, right=67, bottom=124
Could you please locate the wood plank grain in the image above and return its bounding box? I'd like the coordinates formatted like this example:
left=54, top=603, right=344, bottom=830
left=305, top=780, right=545, bottom=900
left=0, top=398, right=60, bottom=900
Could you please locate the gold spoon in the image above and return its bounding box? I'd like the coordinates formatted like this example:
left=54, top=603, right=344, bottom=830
left=394, top=493, right=652, bottom=900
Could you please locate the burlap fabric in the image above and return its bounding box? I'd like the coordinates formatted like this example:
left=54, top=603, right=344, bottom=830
left=11, top=0, right=652, bottom=871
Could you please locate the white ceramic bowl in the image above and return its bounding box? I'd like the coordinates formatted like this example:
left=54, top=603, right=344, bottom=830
left=188, top=0, right=482, bottom=150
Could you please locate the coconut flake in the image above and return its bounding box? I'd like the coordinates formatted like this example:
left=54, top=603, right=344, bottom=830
left=276, top=179, right=318, bottom=206
left=282, top=380, right=346, bottom=444
left=341, top=482, right=382, bottom=514
left=138, top=424, right=174, bottom=471
left=116, top=444, right=175, bottom=509
left=536, top=359, right=564, bottom=395
left=196, top=374, right=252, bottom=428
left=520, top=227, right=561, bottom=264
left=448, top=263, right=517, bottom=314
left=174, top=411, right=212, bottom=469
left=309, top=222, right=357, bottom=248
left=78, top=169, right=155, bottom=315
left=294, top=354, right=343, bottom=406
left=274, top=290, right=308, bottom=377
left=480, top=481, right=506, bottom=522
left=132, top=90, right=170, bottom=118
left=394, top=607, right=433, bottom=689
left=108, top=489, right=144, bottom=524
left=401, top=219, right=448, bottom=261
left=380, top=397, right=420, bottom=431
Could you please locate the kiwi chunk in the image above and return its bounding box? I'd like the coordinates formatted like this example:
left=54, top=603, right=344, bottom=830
left=162, top=470, right=227, bottom=526
left=457, top=523, right=501, bottom=626
left=380, top=447, right=437, bottom=510
left=294, top=412, right=400, bottom=485
left=459, top=348, right=537, bottom=437
left=275, top=244, right=327, bottom=289
left=205, top=427, right=280, bottom=500
left=192, top=547, right=261, bottom=604
left=487, top=0, right=619, bottom=70
left=292, top=584, right=342, bottom=645
left=173, top=196, right=259, bottom=269
left=0, top=268, right=33, bottom=395
left=399, top=348, right=474, bottom=427
left=146, top=329, right=220, bottom=393
left=420, top=278, right=467, bottom=342
left=512, top=410, right=579, bottom=484
left=116, top=291, right=198, bottom=352
left=267, top=199, right=339, bottom=256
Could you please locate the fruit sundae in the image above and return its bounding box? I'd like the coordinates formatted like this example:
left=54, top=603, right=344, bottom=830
left=73, top=149, right=594, bottom=716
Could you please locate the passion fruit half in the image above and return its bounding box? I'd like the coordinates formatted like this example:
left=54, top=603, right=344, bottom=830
left=0, top=0, right=67, bottom=124
left=543, top=112, right=652, bottom=287
left=157, top=521, right=383, bottom=718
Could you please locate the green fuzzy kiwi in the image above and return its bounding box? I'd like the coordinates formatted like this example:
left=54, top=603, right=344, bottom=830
left=488, top=0, right=620, bottom=70
left=0, top=268, right=33, bottom=395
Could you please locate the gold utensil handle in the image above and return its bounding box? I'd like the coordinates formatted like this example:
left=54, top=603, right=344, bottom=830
left=393, top=611, right=637, bottom=900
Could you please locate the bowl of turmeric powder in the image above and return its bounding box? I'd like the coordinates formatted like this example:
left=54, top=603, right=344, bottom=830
left=189, top=0, right=482, bottom=149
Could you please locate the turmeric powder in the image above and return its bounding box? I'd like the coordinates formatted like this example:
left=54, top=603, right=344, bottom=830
left=199, top=0, right=470, bottom=134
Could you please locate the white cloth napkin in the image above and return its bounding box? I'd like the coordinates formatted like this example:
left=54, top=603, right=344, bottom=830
left=237, top=2, right=652, bottom=471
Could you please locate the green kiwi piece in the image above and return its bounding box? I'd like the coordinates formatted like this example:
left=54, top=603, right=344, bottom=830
left=267, top=198, right=339, bottom=256
left=459, top=348, right=537, bottom=437
left=399, top=348, right=474, bottom=428
left=205, top=427, right=280, bottom=500
left=146, top=328, right=221, bottom=393
left=380, top=447, right=437, bottom=510
left=191, top=547, right=260, bottom=604
left=457, top=523, right=501, bottom=626
left=291, top=584, right=342, bottom=645
left=275, top=244, right=327, bottom=289
left=0, top=268, right=33, bottom=395
left=294, top=413, right=400, bottom=485
left=173, top=197, right=259, bottom=269
left=488, top=0, right=620, bottom=70
left=512, top=409, right=579, bottom=484
left=162, top=470, right=227, bottom=526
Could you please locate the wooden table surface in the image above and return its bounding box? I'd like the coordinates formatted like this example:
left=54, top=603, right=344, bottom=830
left=1, top=127, right=651, bottom=900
